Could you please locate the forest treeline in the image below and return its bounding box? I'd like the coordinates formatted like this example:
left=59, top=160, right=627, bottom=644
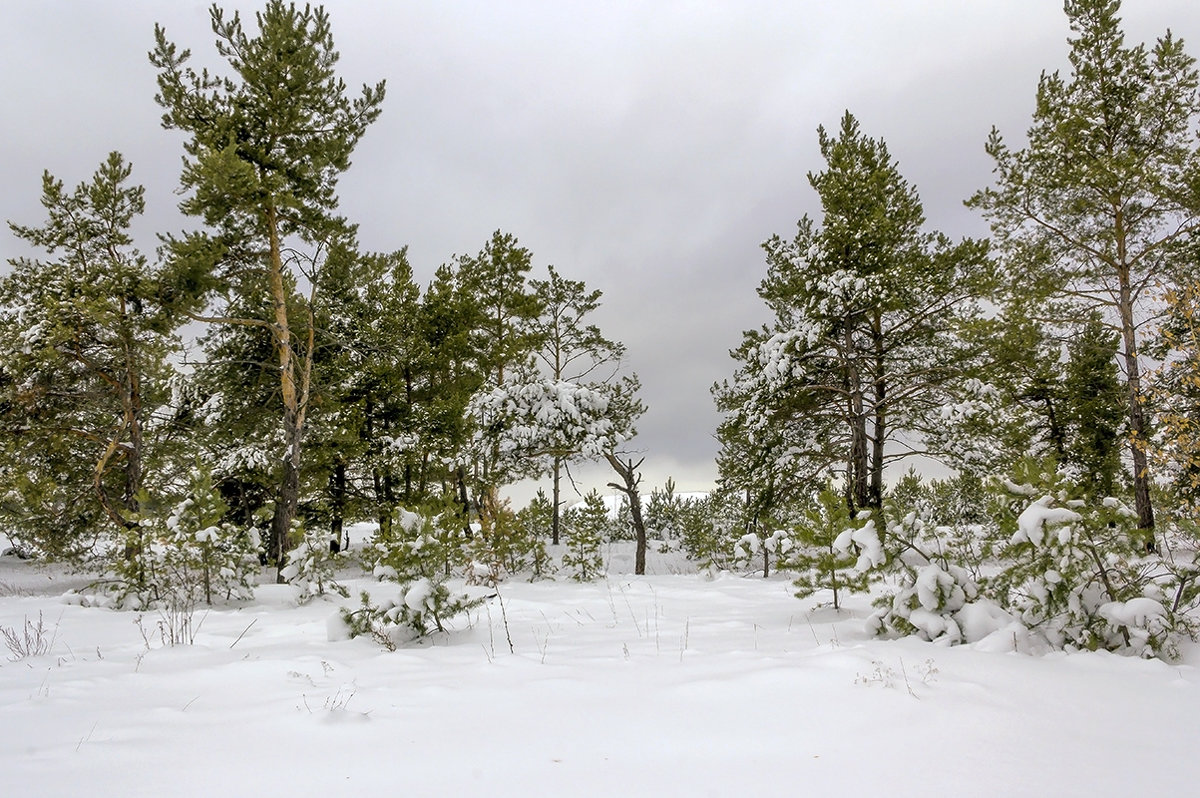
left=4, top=0, right=1200, bottom=658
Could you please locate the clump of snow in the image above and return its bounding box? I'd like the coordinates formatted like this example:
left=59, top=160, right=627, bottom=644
left=1013, top=495, right=1081, bottom=546
left=833, top=517, right=884, bottom=572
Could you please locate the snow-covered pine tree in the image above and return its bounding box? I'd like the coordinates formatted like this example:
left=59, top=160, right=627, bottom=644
left=789, top=489, right=870, bottom=610
left=716, top=112, right=988, bottom=522
left=530, top=266, right=633, bottom=545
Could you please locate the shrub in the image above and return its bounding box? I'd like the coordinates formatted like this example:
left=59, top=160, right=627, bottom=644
left=340, top=581, right=486, bottom=646
left=343, top=499, right=485, bottom=646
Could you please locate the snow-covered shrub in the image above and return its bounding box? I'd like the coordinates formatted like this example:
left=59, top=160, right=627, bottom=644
left=281, top=524, right=348, bottom=603
left=562, top=491, right=607, bottom=581
left=869, top=562, right=982, bottom=644
left=362, top=500, right=465, bottom=584
left=343, top=500, right=484, bottom=646
left=1156, top=522, right=1200, bottom=616
left=156, top=474, right=260, bottom=606
left=340, top=579, right=487, bottom=646
left=832, top=499, right=988, bottom=645
left=984, top=460, right=1188, bottom=659
left=678, top=492, right=741, bottom=571
left=106, top=468, right=261, bottom=614
left=646, top=478, right=689, bottom=541
left=789, top=489, right=871, bottom=609
left=514, top=492, right=555, bottom=580
left=734, top=528, right=792, bottom=577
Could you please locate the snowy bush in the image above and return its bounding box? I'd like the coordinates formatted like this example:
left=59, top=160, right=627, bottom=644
left=340, top=580, right=487, bottom=646
left=869, top=562, right=982, bottom=645
left=465, top=502, right=549, bottom=584
left=984, top=461, right=1189, bottom=659
left=677, top=492, right=742, bottom=572
left=734, top=528, right=792, bottom=577
left=343, top=500, right=485, bottom=646
left=828, top=499, right=988, bottom=646
left=105, top=468, right=261, bottom=614
left=362, top=500, right=465, bottom=584
left=281, top=524, right=348, bottom=603
left=513, top=492, right=555, bottom=580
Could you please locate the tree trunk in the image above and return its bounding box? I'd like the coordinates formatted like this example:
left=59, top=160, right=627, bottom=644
left=330, top=459, right=346, bottom=551
left=264, top=206, right=314, bottom=582
left=845, top=320, right=869, bottom=514
left=551, top=457, right=563, bottom=545
left=605, top=453, right=646, bottom=575
left=1114, top=230, right=1155, bottom=540
left=870, top=316, right=886, bottom=510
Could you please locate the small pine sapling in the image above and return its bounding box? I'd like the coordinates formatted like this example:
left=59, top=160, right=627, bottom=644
left=861, top=500, right=981, bottom=645
left=465, top=500, right=547, bottom=584
left=734, top=528, right=792, bottom=578
left=985, top=458, right=1187, bottom=658
left=678, top=492, right=740, bottom=572
left=347, top=499, right=485, bottom=644
left=789, top=489, right=870, bottom=609
left=281, top=523, right=349, bottom=603
left=110, top=468, right=261, bottom=611
left=515, top=492, right=555, bottom=579
left=562, top=491, right=607, bottom=581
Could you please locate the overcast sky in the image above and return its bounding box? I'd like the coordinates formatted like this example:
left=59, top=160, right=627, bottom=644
left=4, top=1, right=1200, bottom=502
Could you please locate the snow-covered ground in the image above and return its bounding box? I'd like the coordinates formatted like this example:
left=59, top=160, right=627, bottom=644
left=2, top=547, right=1197, bottom=797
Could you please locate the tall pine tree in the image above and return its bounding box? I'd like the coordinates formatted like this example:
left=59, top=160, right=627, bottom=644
left=969, top=0, right=1200, bottom=534
left=150, top=2, right=385, bottom=577
left=717, top=112, right=988, bottom=517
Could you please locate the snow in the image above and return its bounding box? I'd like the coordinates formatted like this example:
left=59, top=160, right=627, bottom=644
left=2, top=550, right=1200, bottom=797
left=833, top=517, right=885, bottom=571
left=1013, top=495, right=1082, bottom=546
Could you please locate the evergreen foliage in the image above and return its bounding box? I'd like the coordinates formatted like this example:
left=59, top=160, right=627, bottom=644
left=280, top=524, right=348, bottom=603
left=0, top=153, right=177, bottom=570
left=969, top=0, right=1200, bottom=531
left=151, top=1, right=386, bottom=575
left=143, top=466, right=262, bottom=609
left=716, top=112, right=989, bottom=520
left=562, top=491, right=608, bottom=581
left=789, top=489, right=871, bottom=610
left=347, top=501, right=483, bottom=645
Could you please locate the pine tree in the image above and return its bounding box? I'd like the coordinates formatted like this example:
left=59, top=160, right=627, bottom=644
left=530, top=266, right=630, bottom=545
left=0, top=153, right=177, bottom=572
left=969, top=0, right=1200, bottom=533
left=452, top=231, right=542, bottom=528
left=311, top=247, right=425, bottom=536
left=563, top=491, right=607, bottom=581
left=1145, top=281, right=1200, bottom=516
left=150, top=2, right=385, bottom=578
left=789, top=488, right=869, bottom=610
left=717, top=112, right=988, bottom=518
